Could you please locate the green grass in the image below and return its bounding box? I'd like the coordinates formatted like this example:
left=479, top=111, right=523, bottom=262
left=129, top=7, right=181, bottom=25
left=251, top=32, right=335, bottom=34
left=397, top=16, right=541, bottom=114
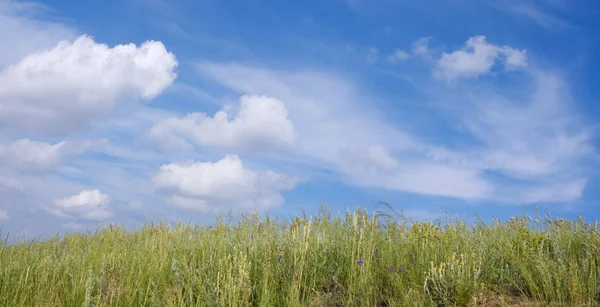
left=1, top=205, right=599, bottom=306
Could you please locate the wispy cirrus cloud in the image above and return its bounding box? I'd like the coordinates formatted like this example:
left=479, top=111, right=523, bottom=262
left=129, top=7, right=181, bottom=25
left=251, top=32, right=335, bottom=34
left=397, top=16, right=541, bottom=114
left=417, top=36, right=591, bottom=203
left=488, top=0, right=572, bottom=29
left=191, top=35, right=594, bottom=204
left=0, top=176, right=24, bottom=193
left=0, top=138, right=105, bottom=174
left=0, top=0, right=77, bottom=68
left=192, top=60, right=493, bottom=200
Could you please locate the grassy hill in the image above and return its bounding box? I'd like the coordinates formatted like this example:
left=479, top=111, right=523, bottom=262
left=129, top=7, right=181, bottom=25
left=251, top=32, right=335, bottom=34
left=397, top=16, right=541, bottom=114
left=1, top=206, right=599, bottom=306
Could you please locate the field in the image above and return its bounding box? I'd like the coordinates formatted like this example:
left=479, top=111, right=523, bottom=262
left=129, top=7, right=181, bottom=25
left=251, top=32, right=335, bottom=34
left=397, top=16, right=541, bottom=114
left=1, top=205, right=599, bottom=306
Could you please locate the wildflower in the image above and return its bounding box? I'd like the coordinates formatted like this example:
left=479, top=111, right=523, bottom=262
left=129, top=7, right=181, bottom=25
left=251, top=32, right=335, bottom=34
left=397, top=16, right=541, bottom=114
left=277, top=246, right=283, bottom=263
left=388, top=266, right=394, bottom=273
left=357, top=257, right=364, bottom=266
left=398, top=265, right=405, bottom=273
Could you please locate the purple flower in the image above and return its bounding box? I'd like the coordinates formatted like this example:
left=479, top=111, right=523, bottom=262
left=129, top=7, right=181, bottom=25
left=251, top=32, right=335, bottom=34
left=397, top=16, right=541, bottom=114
left=356, top=257, right=364, bottom=266
left=398, top=265, right=405, bottom=273
left=388, top=266, right=394, bottom=273
left=278, top=254, right=283, bottom=262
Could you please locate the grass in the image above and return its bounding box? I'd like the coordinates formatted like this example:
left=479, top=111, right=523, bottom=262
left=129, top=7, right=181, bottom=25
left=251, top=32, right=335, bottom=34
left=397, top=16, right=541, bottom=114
left=1, top=205, right=599, bottom=306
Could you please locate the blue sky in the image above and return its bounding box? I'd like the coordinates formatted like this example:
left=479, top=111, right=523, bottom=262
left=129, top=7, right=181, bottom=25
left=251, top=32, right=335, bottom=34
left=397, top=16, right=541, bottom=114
left=0, top=0, right=599, bottom=241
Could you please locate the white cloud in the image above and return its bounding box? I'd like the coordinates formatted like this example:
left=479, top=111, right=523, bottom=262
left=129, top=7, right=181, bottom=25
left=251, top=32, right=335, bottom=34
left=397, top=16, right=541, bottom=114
left=421, top=67, right=592, bottom=202
left=388, top=49, right=410, bottom=63
left=197, top=62, right=417, bottom=164
left=45, top=189, right=112, bottom=221
left=412, top=37, right=433, bottom=56
left=489, top=0, right=571, bottom=29
left=339, top=145, right=492, bottom=199
left=340, top=145, right=400, bottom=175
left=503, top=48, right=528, bottom=68
left=196, top=62, right=496, bottom=200
left=0, top=138, right=101, bottom=173
left=0, top=34, right=178, bottom=137
left=436, top=35, right=527, bottom=80
left=0, top=209, right=8, bottom=220
left=366, top=146, right=400, bottom=172
left=341, top=149, right=492, bottom=199
left=0, top=175, right=25, bottom=192
left=466, top=72, right=590, bottom=180
left=153, top=154, right=298, bottom=213
left=384, top=163, right=492, bottom=199
left=0, top=139, right=65, bottom=172
left=519, top=179, right=587, bottom=203
left=195, top=59, right=594, bottom=204
left=148, top=95, right=296, bottom=152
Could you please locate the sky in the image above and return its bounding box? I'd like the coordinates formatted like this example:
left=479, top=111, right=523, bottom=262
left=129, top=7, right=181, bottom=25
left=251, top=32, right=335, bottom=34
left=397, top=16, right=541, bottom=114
left=0, top=0, right=599, bottom=241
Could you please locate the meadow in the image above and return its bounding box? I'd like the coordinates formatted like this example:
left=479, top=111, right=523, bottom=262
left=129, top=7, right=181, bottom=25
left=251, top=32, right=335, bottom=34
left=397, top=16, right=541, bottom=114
left=0, top=205, right=599, bottom=306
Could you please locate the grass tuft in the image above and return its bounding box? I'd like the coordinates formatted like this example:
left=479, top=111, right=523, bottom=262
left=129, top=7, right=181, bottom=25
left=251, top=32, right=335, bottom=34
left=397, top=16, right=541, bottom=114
left=1, top=205, right=599, bottom=306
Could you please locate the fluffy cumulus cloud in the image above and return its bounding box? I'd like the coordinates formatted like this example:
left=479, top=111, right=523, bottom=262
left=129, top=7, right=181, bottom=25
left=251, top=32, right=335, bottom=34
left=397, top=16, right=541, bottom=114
left=44, top=189, right=112, bottom=221
left=153, top=155, right=298, bottom=213
left=436, top=35, right=527, bottom=80
left=0, top=4, right=182, bottom=234
left=0, top=34, right=178, bottom=137
left=148, top=95, right=295, bottom=151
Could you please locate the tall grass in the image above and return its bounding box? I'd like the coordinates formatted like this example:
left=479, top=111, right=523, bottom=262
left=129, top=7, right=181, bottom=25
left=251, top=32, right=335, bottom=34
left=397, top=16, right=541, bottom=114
left=1, top=205, right=599, bottom=306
